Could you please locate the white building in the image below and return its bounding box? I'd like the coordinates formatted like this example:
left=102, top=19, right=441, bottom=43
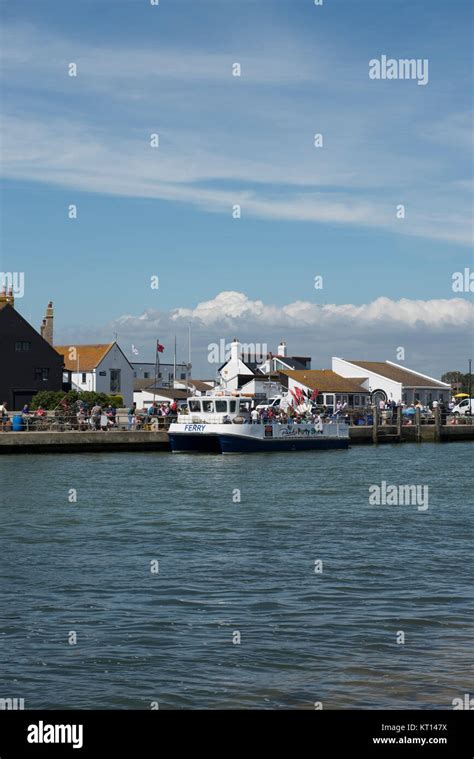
left=281, top=369, right=371, bottom=409
left=218, top=338, right=311, bottom=391
left=133, top=386, right=189, bottom=410
left=257, top=341, right=311, bottom=374
left=132, top=361, right=190, bottom=388
left=332, top=358, right=451, bottom=405
left=55, top=342, right=134, bottom=406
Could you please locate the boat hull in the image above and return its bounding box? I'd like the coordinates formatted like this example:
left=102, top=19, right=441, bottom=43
left=218, top=434, right=349, bottom=454
left=168, top=432, right=221, bottom=453
left=168, top=421, right=350, bottom=454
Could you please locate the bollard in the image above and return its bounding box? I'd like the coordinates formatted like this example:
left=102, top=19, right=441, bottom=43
left=415, top=407, right=422, bottom=442
left=372, top=405, right=378, bottom=444
left=434, top=406, right=441, bottom=442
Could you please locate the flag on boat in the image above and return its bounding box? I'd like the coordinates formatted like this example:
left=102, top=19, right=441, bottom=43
left=289, top=389, right=299, bottom=406
left=294, top=387, right=304, bottom=404
left=156, top=341, right=165, bottom=353
left=310, top=388, right=319, bottom=401
left=131, top=344, right=139, bottom=355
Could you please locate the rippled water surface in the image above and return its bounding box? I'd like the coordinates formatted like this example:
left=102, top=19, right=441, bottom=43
left=0, top=444, right=472, bottom=709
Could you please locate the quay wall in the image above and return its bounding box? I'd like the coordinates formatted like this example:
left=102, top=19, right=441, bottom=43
left=0, top=430, right=169, bottom=454
left=0, top=425, right=473, bottom=454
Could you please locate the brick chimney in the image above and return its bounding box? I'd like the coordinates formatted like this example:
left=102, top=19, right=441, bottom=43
left=40, top=301, right=54, bottom=345
left=0, top=286, right=14, bottom=309
left=278, top=340, right=287, bottom=357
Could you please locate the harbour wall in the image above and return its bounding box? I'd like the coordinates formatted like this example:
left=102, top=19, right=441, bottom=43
left=0, top=425, right=473, bottom=454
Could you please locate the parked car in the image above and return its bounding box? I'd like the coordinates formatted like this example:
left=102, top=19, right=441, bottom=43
left=451, top=398, right=474, bottom=416
left=255, top=396, right=282, bottom=412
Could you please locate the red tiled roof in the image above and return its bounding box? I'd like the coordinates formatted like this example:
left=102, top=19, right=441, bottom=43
left=55, top=343, right=114, bottom=371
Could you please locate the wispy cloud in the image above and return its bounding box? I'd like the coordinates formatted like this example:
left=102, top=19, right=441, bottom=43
left=1, top=21, right=472, bottom=245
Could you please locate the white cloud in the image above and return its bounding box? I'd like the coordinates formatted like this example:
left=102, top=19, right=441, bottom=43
left=57, top=291, right=472, bottom=378
left=169, top=291, right=474, bottom=328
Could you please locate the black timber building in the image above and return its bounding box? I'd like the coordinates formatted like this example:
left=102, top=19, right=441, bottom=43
left=0, top=290, right=66, bottom=410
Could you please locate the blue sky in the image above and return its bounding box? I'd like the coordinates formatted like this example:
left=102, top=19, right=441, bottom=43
left=1, top=0, right=473, bottom=375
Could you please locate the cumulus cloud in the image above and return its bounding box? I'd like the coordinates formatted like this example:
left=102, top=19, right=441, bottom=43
left=56, top=291, right=473, bottom=379
left=170, top=291, right=473, bottom=328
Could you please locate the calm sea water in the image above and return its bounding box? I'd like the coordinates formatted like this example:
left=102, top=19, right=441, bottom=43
left=0, top=444, right=472, bottom=710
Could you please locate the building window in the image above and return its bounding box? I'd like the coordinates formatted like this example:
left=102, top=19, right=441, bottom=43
left=81, top=373, right=87, bottom=384
left=133, top=371, right=137, bottom=378
left=144, top=372, right=149, bottom=379
left=180, top=373, right=186, bottom=380
left=110, top=368, right=121, bottom=393
left=15, top=341, right=31, bottom=352
left=99, top=371, right=106, bottom=377
left=34, top=368, right=49, bottom=381
left=354, top=395, right=360, bottom=406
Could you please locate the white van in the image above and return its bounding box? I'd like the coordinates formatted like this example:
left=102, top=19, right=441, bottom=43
left=255, top=396, right=282, bottom=412
left=452, top=398, right=474, bottom=416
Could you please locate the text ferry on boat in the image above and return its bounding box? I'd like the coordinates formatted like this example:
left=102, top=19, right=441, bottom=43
left=168, top=390, right=349, bottom=454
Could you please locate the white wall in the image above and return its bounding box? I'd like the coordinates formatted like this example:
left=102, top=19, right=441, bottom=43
left=134, top=390, right=187, bottom=409
left=95, top=345, right=133, bottom=405
left=219, top=358, right=254, bottom=388
left=70, top=371, right=95, bottom=393
left=332, top=357, right=402, bottom=401
left=240, top=378, right=281, bottom=396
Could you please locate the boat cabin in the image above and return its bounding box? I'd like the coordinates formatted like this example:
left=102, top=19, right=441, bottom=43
left=182, top=395, right=253, bottom=424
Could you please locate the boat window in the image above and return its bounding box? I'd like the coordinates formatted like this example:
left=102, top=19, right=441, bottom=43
left=188, top=400, right=201, bottom=412
left=239, top=400, right=251, bottom=412
left=202, top=400, right=215, bottom=412
left=215, top=400, right=228, bottom=412
left=229, top=401, right=236, bottom=412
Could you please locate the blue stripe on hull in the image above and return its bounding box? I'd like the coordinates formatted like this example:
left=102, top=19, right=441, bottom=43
left=169, top=433, right=221, bottom=453
left=219, top=435, right=350, bottom=454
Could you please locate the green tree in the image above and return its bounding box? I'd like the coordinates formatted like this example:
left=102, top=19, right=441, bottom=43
left=441, top=371, right=472, bottom=394
left=30, top=391, right=67, bottom=410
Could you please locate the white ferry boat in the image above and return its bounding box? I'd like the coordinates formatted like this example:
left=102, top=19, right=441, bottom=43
left=168, top=393, right=350, bottom=454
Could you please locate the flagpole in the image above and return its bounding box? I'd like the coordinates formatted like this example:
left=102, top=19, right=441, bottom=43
left=187, top=324, right=192, bottom=399
left=173, top=335, right=177, bottom=389
left=153, top=340, right=159, bottom=404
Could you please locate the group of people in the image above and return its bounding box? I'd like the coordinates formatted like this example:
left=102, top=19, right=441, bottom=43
left=127, top=401, right=178, bottom=430
left=0, top=401, right=48, bottom=429
left=248, top=405, right=327, bottom=426
left=77, top=403, right=117, bottom=431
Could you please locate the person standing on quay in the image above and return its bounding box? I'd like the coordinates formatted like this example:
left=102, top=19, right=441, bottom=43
left=128, top=402, right=137, bottom=430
